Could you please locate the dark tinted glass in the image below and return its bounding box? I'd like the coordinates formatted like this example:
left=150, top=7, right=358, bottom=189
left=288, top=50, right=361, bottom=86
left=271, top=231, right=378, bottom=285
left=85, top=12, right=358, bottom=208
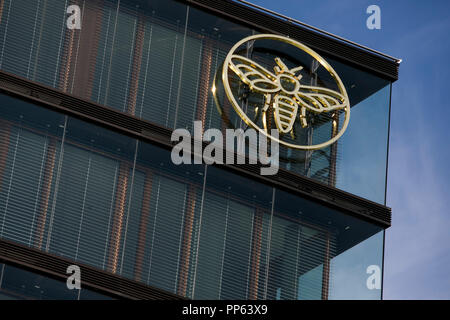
left=0, top=0, right=390, bottom=300
left=0, top=262, right=115, bottom=300
left=0, top=92, right=384, bottom=299
left=271, top=189, right=383, bottom=300
left=0, top=0, right=391, bottom=202
left=193, top=166, right=273, bottom=299
left=0, top=263, right=78, bottom=300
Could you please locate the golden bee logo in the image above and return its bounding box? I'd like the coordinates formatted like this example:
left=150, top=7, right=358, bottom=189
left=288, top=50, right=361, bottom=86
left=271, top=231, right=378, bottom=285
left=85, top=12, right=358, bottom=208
left=218, top=34, right=350, bottom=150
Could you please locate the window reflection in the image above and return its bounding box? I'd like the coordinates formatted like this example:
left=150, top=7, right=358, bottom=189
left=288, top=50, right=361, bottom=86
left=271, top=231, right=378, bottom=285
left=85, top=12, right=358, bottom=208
left=337, top=85, right=391, bottom=204
left=0, top=263, right=114, bottom=300
left=194, top=166, right=273, bottom=300
left=0, top=263, right=78, bottom=300
left=329, top=231, right=384, bottom=300
left=272, top=189, right=384, bottom=300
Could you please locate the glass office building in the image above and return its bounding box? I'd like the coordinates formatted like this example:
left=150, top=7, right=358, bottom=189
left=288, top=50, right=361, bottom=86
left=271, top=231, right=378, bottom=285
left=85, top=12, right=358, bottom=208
left=0, top=0, right=399, bottom=299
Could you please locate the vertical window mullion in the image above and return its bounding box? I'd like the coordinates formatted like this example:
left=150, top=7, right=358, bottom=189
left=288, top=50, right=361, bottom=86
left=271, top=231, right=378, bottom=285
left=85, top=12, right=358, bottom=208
left=191, top=164, right=208, bottom=298
left=118, top=140, right=139, bottom=275
left=217, top=197, right=229, bottom=300
left=263, top=188, right=275, bottom=300
left=0, top=125, right=21, bottom=238
left=45, top=115, right=68, bottom=252
left=74, top=152, right=92, bottom=260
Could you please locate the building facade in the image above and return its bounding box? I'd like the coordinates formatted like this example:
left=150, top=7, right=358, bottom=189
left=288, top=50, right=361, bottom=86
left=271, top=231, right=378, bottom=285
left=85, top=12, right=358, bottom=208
left=0, top=0, right=399, bottom=300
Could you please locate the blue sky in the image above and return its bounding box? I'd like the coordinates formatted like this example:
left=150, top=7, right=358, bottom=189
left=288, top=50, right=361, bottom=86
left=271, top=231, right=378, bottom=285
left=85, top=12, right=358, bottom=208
left=247, top=0, right=450, bottom=299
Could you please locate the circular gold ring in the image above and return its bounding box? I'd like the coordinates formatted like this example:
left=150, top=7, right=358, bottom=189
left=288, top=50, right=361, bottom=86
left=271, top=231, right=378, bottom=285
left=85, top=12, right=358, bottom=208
left=221, top=34, right=350, bottom=150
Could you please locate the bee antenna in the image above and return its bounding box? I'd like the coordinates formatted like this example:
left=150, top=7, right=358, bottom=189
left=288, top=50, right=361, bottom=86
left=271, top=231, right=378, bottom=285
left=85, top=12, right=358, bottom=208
left=290, top=66, right=304, bottom=79
left=274, top=57, right=288, bottom=72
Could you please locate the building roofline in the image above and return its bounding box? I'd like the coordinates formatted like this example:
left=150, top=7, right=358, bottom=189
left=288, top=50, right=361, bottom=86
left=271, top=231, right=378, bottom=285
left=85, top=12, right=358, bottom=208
left=184, top=0, right=400, bottom=81
left=235, top=0, right=402, bottom=64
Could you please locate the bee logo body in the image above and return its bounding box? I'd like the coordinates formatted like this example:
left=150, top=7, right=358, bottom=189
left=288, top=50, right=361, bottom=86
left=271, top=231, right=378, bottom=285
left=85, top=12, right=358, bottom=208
left=229, top=53, right=348, bottom=137
left=270, top=94, right=298, bottom=134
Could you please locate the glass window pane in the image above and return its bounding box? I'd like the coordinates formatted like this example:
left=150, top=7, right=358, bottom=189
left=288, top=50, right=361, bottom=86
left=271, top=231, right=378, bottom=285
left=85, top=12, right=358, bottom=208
left=79, top=288, right=115, bottom=300
left=0, top=94, right=65, bottom=247
left=272, top=189, right=384, bottom=300
left=329, top=230, right=384, bottom=300
left=336, top=84, right=391, bottom=203
left=0, top=264, right=78, bottom=300
left=194, top=166, right=272, bottom=300
left=131, top=141, right=205, bottom=296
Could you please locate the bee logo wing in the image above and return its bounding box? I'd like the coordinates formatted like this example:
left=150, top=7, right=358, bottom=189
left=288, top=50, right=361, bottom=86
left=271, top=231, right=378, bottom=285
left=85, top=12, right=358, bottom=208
left=295, top=85, right=348, bottom=113
left=229, top=54, right=280, bottom=93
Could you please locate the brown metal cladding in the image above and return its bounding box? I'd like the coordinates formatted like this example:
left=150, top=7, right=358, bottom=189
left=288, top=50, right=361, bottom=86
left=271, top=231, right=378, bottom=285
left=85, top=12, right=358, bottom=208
left=133, top=170, right=153, bottom=282
left=0, top=120, right=11, bottom=193
left=248, top=208, right=264, bottom=300
left=107, top=163, right=129, bottom=274
left=0, top=0, right=5, bottom=25
left=196, top=37, right=213, bottom=132
left=59, top=19, right=78, bottom=93
left=71, top=0, right=104, bottom=99
left=321, top=232, right=331, bottom=300
left=126, top=15, right=146, bottom=116
left=34, top=138, right=57, bottom=250
left=177, top=184, right=197, bottom=297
